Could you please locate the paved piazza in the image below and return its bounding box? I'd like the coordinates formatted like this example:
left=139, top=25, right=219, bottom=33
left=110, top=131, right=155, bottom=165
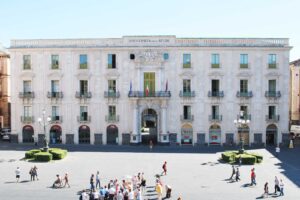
left=0, top=145, right=299, bottom=200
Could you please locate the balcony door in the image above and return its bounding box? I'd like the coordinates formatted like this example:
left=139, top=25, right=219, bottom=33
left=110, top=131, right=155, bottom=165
left=144, top=72, right=155, bottom=96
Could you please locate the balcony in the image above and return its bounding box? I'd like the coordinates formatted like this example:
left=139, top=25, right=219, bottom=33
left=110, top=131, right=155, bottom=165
left=179, top=91, right=195, bottom=97
left=208, top=91, right=224, bottom=97
left=240, top=64, right=249, bottom=68
left=265, top=115, right=280, bottom=122
left=237, top=114, right=251, bottom=120
left=104, top=91, right=120, bottom=98
left=211, top=63, right=220, bottom=68
left=77, top=116, right=91, bottom=123
left=209, top=115, right=223, bottom=122
left=128, top=91, right=171, bottom=98
left=183, top=63, right=191, bottom=68
left=79, top=63, right=88, bottom=69
left=105, top=115, right=119, bottom=123
left=180, top=115, right=194, bottom=122
left=268, top=63, right=277, bottom=69
left=51, top=116, right=62, bottom=123
left=21, top=116, right=34, bottom=123
left=265, top=91, right=281, bottom=98
left=75, top=91, right=92, bottom=99
left=47, top=91, right=63, bottom=98
left=19, top=92, right=35, bottom=99
left=236, top=91, right=253, bottom=98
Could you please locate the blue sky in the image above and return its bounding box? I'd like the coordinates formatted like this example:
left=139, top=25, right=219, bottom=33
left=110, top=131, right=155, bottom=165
left=1, top=0, right=299, bottom=60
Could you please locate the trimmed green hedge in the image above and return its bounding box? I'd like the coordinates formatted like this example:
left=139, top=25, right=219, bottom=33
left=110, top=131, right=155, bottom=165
left=34, top=152, right=53, bottom=162
left=221, top=151, right=263, bottom=165
left=25, top=148, right=67, bottom=161
left=25, top=149, right=41, bottom=159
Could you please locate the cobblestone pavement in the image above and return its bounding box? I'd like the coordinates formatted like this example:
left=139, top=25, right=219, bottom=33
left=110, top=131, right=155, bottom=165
left=0, top=144, right=299, bottom=200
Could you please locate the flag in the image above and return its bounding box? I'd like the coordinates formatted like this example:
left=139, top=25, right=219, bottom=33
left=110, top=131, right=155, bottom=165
left=129, top=81, right=132, bottom=93
left=165, top=80, right=168, bottom=92
left=145, top=84, right=149, bottom=97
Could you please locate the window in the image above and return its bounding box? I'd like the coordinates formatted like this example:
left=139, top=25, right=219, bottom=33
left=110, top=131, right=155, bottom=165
left=163, top=53, right=169, bottom=60
left=108, top=54, right=116, bottom=69
left=51, top=55, right=59, bottom=69
left=212, top=105, right=219, bottom=119
left=108, top=80, right=116, bottom=93
left=80, top=106, right=88, bottom=120
left=212, top=80, right=220, bottom=93
left=79, top=54, right=88, bottom=69
left=23, top=55, right=31, bottom=70
left=183, top=105, right=191, bottom=119
left=240, top=106, right=248, bottom=117
left=183, top=54, right=191, bottom=68
left=240, top=54, right=248, bottom=68
left=109, top=105, right=116, bottom=117
left=24, top=106, right=32, bottom=117
left=52, top=106, right=59, bottom=120
left=268, top=80, right=276, bottom=92
left=51, top=80, right=59, bottom=93
left=183, top=79, right=191, bottom=93
left=268, top=54, right=277, bottom=68
left=240, top=80, right=248, bottom=93
left=211, top=54, right=220, bottom=68
left=268, top=106, right=276, bottom=118
left=23, top=81, right=31, bottom=93
left=80, top=80, right=88, bottom=94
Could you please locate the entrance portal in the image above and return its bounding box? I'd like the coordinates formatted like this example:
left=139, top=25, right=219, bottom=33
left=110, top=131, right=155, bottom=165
left=107, top=124, right=118, bottom=144
left=266, top=124, right=277, bottom=145
left=22, top=125, right=34, bottom=143
left=50, top=125, right=62, bottom=144
left=79, top=125, right=90, bottom=144
left=141, top=109, right=157, bottom=144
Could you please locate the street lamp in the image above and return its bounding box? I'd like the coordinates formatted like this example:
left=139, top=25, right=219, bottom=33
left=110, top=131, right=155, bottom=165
left=38, top=109, right=52, bottom=152
left=234, top=111, right=250, bottom=154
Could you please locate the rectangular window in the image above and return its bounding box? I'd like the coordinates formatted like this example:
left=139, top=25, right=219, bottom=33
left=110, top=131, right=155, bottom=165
left=212, top=105, right=219, bottom=118
left=108, top=80, right=116, bottom=93
left=80, top=106, right=88, bottom=120
left=183, top=79, right=191, bottom=93
left=23, top=55, right=31, bottom=70
left=240, top=106, right=248, bottom=116
left=163, top=53, right=169, bottom=60
left=212, top=80, right=220, bottom=92
left=23, top=81, right=31, bottom=93
left=211, top=54, right=220, bottom=68
left=109, top=105, right=116, bottom=117
left=80, top=80, right=88, bottom=94
left=240, top=54, right=248, bottom=68
left=183, top=105, right=191, bottom=119
left=80, top=54, right=88, bottom=69
left=183, top=54, right=191, bottom=68
left=51, top=55, right=59, bottom=69
left=24, top=106, right=32, bottom=117
left=268, top=80, right=276, bottom=92
left=52, top=106, right=59, bottom=118
left=268, top=106, right=276, bottom=117
left=268, top=54, right=277, bottom=68
left=240, top=80, right=248, bottom=93
left=51, top=80, right=59, bottom=92
left=108, top=54, right=116, bottom=69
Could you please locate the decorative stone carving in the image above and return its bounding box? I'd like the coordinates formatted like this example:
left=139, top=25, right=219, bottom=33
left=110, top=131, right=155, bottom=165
left=133, top=50, right=164, bottom=65
left=208, top=71, right=224, bottom=77
left=48, top=71, right=63, bottom=79
left=179, top=70, right=195, bottom=78
left=20, top=71, right=35, bottom=78
left=265, top=72, right=280, bottom=77
left=105, top=69, right=120, bottom=79
left=236, top=71, right=252, bottom=77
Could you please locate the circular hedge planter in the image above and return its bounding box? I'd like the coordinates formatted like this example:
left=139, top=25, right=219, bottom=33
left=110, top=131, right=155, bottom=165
left=221, top=151, right=263, bottom=165
left=25, top=148, right=67, bottom=162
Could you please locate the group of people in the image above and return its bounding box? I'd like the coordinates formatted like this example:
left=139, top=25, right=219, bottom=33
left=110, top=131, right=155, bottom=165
left=52, top=173, right=70, bottom=188
left=263, top=176, right=284, bottom=198
left=15, top=166, right=39, bottom=182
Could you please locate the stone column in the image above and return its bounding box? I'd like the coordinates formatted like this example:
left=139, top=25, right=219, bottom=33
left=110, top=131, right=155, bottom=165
left=160, top=101, right=169, bottom=144
left=131, top=101, right=139, bottom=143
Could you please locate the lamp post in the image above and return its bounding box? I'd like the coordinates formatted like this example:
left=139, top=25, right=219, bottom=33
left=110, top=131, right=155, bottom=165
left=38, top=109, right=52, bottom=152
left=234, top=111, right=250, bottom=154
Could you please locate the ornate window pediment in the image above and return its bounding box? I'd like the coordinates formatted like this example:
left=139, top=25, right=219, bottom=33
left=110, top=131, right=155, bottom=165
left=48, top=71, right=63, bottom=79
left=105, top=69, right=120, bottom=79
left=208, top=71, right=224, bottom=77
left=265, top=72, right=280, bottom=77
left=237, top=71, right=252, bottom=77
left=179, top=70, right=195, bottom=78
left=75, top=71, right=92, bottom=80
left=20, top=71, right=35, bottom=79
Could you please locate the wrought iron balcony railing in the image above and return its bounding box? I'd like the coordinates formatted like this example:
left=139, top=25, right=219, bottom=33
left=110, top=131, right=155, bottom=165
left=236, top=91, right=253, bottom=98
left=19, top=92, right=35, bottom=99
left=179, top=91, right=195, bottom=97
left=180, top=115, right=194, bottom=122
left=75, top=91, right=92, bottom=98
left=265, top=91, right=281, bottom=98
left=47, top=91, right=63, bottom=98
left=128, top=91, right=171, bottom=98
left=51, top=116, right=62, bottom=123
left=77, top=116, right=91, bottom=123
left=105, top=115, right=119, bottom=123
left=208, top=91, right=224, bottom=97
left=21, top=116, right=34, bottom=123
left=104, top=91, right=120, bottom=98
left=237, top=114, right=251, bottom=120
left=265, top=115, right=280, bottom=122
left=209, top=115, right=223, bottom=122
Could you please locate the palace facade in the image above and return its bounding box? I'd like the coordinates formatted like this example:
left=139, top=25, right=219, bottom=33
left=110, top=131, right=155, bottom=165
left=9, top=36, right=291, bottom=146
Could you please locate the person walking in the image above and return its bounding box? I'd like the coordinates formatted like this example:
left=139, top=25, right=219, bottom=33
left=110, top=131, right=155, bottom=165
left=96, top=171, right=101, bottom=189
left=90, top=174, right=95, bottom=191
left=63, top=173, right=70, bottom=188
left=279, top=179, right=284, bottom=196
left=33, top=165, right=38, bottom=181
left=29, top=167, right=34, bottom=181
left=156, top=182, right=163, bottom=200
left=161, top=161, right=167, bottom=176
left=235, top=167, right=240, bottom=182
left=264, top=182, right=269, bottom=198
left=149, top=140, right=153, bottom=151
left=274, top=176, right=280, bottom=194
left=229, top=165, right=236, bottom=180
left=251, top=168, right=256, bottom=186
left=275, top=145, right=280, bottom=157
left=15, top=167, right=21, bottom=183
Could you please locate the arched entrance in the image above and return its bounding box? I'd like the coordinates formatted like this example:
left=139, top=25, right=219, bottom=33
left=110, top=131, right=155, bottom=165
left=266, top=124, right=277, bottom=145
left=237, top=125, right=249, bottom=146
left=50, top=125, right=62, bottom=144
left=141, top=109, right=157, bottom=144
left=107, top=124, right=118, bottom=144
left=209, top=124, right=221, bottom=145
left=181, top=124, right=193, bottom=145
left=79, top=125, right=90, bottom=144
left=22, top=125, right=34, bottom=143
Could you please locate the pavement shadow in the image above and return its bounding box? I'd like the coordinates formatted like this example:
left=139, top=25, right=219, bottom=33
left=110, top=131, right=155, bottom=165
left=241, top=183, right=253, bottom=188
left=4, top=180, right=30, bottom=184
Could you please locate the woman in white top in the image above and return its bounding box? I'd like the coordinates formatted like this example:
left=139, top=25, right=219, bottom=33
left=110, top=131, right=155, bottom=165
left=136, top=188, right=143, bottom=200
left=15, top=167, right=21, bottom=183
left=128, top=188, right=134, bottom=200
